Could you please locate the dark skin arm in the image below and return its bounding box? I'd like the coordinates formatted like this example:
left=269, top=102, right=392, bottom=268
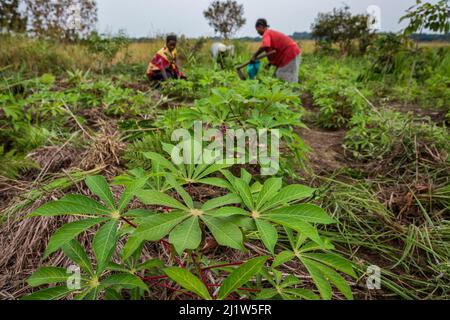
left=251, top=47, right=275, bottom=63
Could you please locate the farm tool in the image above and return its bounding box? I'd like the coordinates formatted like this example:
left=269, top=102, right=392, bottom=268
left=235, top=50, right=276, bottom=80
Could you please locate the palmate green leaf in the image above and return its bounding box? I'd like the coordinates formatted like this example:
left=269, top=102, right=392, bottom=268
left=92, top=220, right=119, bottom=274
left=85, top=176, right=116, bottom=209
left=261, top=185, right=315, bottom=211
left=233, top=179, right=254, bottom=211
left=70, top=283, right=97, bottom=300
left=79, top=287, right=100, bottom=300
left=29, top=200, right=109, bottom=218
left=197, top=177, right=233, bottom=191
left=255, top=177, right=282, bottom=210
left=136, top=259, right=164, bottom=271
left=117, top=177, right=148, bottom=212
left=223, top=216, right=255, bottom=231
left=256, top=288, right=278, bottom=300
left=164, top=267, right=211, bottom=300
left=137, top=190, right=188, bottom=211
left=132, top=212, right=188, bottom=242
left=298, top=239, right=335, bottom=253
left=44, top=217, right=108, bottom=258
left=280, top=275, right=300, bottom=288
left=62, top=240, right=94, bottom=275
left=194, top=162, right=232, bottom=181
left=217, top=256, right=267, bottom=300
left=255, top=219, right=278, bottom=254
left=264, top=215, right=324, bottom=246
left=201, top=215, right=244, bottom=251
left=104, top=288, right=123, bottom=300
left=93, top=220, right=119, bottom=274
left=272, top=250, right=295, bottom=268
left=201, top=193, right=242, bottom=211
left=121, top=236, right=144, bottom=261
left=60, top=194, right=110, bottom=213
left=27, top=267, right=69, bottom=287
left=240, top=168, right=252, bottom=185
left=302, top=253, right=356, bottom=278
left=283, top=288, right=320, bottom=300
left=165, top=174, right=193, bottom=209
left=122, top=212, right=188, bottom=259
left=314, top=262, right=353, bottom=300
left=209, top=206, right=248, bottom=217
left=144, top=151, right=178, bottom=173
left=267, top=204, right=336, bottom=225
left=21, top=286, right=75, bottom=300
left=301, top=257, right=332, bottom=300
left=169, top=216, right=202, bottom=254
left=107, top=262, right=130, bottom=273
left=101, top=273, right=149, bottom=292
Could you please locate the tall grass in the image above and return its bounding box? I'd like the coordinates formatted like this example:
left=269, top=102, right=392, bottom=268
left=0, top=35, right=100, bottom=75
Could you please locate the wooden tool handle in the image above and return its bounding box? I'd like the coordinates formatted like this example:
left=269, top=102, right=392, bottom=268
left=236, top=50, right=276, bottom=70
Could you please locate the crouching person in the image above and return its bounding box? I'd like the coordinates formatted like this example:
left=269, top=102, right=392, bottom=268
left=146, top=34, right=186, bottom=83
left=211, top=42, right=235, bottom=69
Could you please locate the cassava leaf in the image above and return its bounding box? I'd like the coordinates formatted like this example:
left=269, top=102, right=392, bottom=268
left=164, top=267, right=211, bottom=300
left=85, top=176, right=116, bottom=209
left=217, top=256, right=267, bottom=300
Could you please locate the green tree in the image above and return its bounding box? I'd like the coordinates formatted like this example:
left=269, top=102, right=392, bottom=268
left=400, top=0, right=450, bottom=35
left=311, top=6, right=375, bottom=55
left=203, top=0, right=246, bottom=39
left=25, top=0, right=98, bottom=41
left=0, top=0, right=27, bottom=33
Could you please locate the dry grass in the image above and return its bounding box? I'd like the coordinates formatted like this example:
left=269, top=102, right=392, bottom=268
left=115, top=39, right=318, bottom=66
left=0, top=35, right=100, bottom=74
left=418, top=41, right=450, bottom=48
left=79, top=121, right=126, bottom=177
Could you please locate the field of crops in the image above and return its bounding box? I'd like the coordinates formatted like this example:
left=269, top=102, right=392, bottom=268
left=0, top=34, right=449, bottom=301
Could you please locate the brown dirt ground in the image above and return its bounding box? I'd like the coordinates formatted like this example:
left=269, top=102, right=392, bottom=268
left=298, top=126, right=348, bottom=173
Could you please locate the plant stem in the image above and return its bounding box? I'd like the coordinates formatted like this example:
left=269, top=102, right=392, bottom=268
left=191, top=252, right=210, bottom=294
left=141, top=275, right=169, bottom=282
left=121, top=217, right=137, bottom=228
left=161, top=239, right=184, bottom=268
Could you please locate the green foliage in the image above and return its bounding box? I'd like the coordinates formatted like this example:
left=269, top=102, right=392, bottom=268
left=400, top=0, right=450, bottom=35
left=24, top=166, right=353, bottom=300
left=161, top=72, right=309, bottom=171
left=344, top=108, right=450, bottom=162
left=300, top=57, right=369, bottom=129
left=85, top=31, right=130, bottom=62
left=311, top=5, right=375, bottom=55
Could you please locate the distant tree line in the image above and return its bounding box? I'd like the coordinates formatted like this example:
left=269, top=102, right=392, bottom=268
left=126, top=32, right=450, bottom=43
left=0, top=0, right=97, bottom=41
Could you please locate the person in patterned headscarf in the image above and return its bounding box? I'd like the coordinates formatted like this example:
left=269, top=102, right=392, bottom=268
left=146, top=34, right=186, bottom=82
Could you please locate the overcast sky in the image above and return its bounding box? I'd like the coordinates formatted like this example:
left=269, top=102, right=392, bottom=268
left=96, top=0, right=423, bottom=37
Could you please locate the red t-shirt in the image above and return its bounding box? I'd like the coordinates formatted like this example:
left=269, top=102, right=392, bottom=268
left=261, top=29, right=301, bottom=68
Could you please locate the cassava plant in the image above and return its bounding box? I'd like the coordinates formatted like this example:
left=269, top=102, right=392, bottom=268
left=24, top=158, right=355, bottom=300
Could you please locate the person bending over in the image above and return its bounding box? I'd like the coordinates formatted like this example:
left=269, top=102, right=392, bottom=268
left=251, top=19, right=302, bottom=83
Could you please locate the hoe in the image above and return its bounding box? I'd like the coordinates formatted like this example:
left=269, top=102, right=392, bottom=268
left=235, top=50, right=276, bottom=80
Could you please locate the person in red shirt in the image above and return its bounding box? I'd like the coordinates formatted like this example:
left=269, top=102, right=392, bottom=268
left=251, top=19, right=302, bottom=83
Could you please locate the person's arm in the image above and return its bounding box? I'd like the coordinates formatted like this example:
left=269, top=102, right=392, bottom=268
left=251, top=47, right=266, bottom=62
